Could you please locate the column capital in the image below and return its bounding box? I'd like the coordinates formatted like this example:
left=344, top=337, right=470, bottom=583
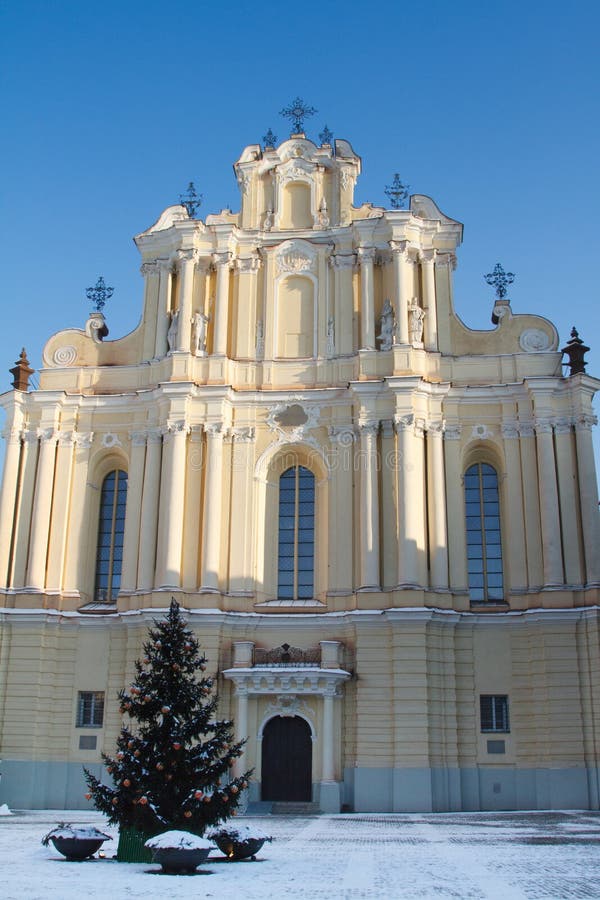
left=380, top=418, right=394, bottom=438
left=329, top=253, right=356, bottom=270
left=389, top=239, right=409, bottom=254
left=37, top=427, right=57, bottom=444
left=57, top=431, right=76, bottom=448
left=444, top=423, right=462, bottom=441
left=419, top=249, right=436, bottom=264
left=518, top=422, right=535, bottom=438
left=2, top=427, right=23, bottom=444
left=414, top=417, right=427, bottom=438
left=554, top=418, right=574, bottom=435
left=140, top=260, right=160, bottom=277
left=427, top=419, right=445, bottom=436
left=231, top=426, right=255, bottom=442
left=212, top=250, right=233, bottom=269
left=72, top=430, right=94, bottom=448
left=501, top=421, right=520, bottom=439
left=22, top=429, right=40, bottom=445
left=358, top=420, right=380, bottom=436
left=328, top=425, right=356, bottom=446
left=435, top=251, right=457, bottom=270
left=158, top=257, right=175, bottom=273
left=176, top=248, right=199, bottom=265
left=534, top=419, right=554, bottom=435
left=235, top=254, right=261, bottom=274
left=575, top=414, right=597, bottom=432
left=164, top=420, right=190, bottom=438
left=204, top=421, right=225, bottom=437
left=130, top=430, right=148, bottom=447
left=356, top=246, right=377, bottom=264
left=145, top=427, right=163, bottom=444
left=393, top=413, right=414, bottom=432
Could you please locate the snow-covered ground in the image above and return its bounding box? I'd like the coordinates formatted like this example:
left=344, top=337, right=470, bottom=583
left=1, top=808, right=600, bottom=899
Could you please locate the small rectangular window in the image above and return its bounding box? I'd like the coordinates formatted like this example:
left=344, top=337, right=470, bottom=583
left=480, top=695, right=509, bottom=732
left=76, top=691, right=105, bottom=728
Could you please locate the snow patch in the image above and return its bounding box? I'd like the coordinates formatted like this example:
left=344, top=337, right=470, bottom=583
left=0, top=803, right=13, bottom=816
left=144, top=830, right=214, bottom=851
left=208, top=824, right=271, bottom=841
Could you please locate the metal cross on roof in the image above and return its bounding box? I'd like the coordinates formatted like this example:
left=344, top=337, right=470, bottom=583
left=384, top=174, right=410, bottom=209
left=179, top=182, right=202, bottom=218
left=279, top=97, right=317, bottom=134
left=86, top=276, right=114, bottom=312
left=484, top=263, right=515, bottom=299
left=262, top=127, right=277, bottom=147
left=319, top=124, right=333, bottom=145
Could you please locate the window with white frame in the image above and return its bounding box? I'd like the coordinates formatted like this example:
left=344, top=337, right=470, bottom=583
left=277, top=465, right=315, bottom=599
left=76, top=691, right=105, bottom=727
left=480, top=695, right=509, bottom=733
left=464, top=462, right=504, bottom=602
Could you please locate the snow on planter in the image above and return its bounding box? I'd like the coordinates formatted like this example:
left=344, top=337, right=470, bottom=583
left=144, top=830, right=214, bottom=851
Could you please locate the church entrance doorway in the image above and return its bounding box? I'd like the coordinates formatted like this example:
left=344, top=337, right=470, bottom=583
left=261, top=715, right=312, bottom=801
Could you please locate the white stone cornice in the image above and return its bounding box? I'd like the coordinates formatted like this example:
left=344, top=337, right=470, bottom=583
left=222, top=666, right=351, bottom=697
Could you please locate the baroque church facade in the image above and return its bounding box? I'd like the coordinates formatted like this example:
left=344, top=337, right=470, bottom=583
left=1, top=125, right=599, bottom=813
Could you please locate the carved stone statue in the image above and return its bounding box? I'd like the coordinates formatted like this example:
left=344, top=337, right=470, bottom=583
left=167, top=309, right=179, bottom=352
left=408, top=300, right=426, bottom=344
left=193, top=311, right=210, bottom=355
left=377, top=299, right=395, bottom=351
left=326, top=316, right=335, bottom=357
left=263, top=209, right=273, bottom=232
left=317, top=199, right=329, bottom=228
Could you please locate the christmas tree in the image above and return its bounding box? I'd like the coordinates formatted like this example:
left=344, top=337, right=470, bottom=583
left=84, top=599, right=251, bottom=835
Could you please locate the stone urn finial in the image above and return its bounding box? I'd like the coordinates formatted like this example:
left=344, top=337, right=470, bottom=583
left=10, top=347, right=34, bottom=391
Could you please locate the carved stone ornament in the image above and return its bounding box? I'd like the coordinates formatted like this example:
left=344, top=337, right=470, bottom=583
left=52, top=346, right=77, bottom=367
left=501, top=422, right=520, bottom=439
left=394, top=413, right=414, bottom=432
left=237, top=169, right=251, bottom=194
left=328, top=425, right=356, bottom=446
left=231, top=426, right=255, bottom=442
left=266, top=397, right=321, bottom=444
left=444, top=424, right=462, bottom=441
left=275, top=240, right=317, bottom=276
left=73, top=431, right=94, bottom=448
left=101, top=432, right=122, bottom=448
left=471, top=424, right=493, bottom=440
left=265, top=695, right=315, bottom=721
left=519, top=328, right=552, bottom=352
left=140, top=260, right=160, bottom=277
left=85, top=311, right=109, bottom=343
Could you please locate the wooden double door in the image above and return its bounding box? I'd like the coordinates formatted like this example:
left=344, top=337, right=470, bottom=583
left=261, top=715, right=312, bottom=802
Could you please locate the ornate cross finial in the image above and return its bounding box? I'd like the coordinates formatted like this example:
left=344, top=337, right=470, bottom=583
left=319, top=124, right=333, bottom=145
left=179, top=182, right=202, bottom=217
left=262, top=128, right=277, bottom=147
left=484, top=263, right=515, bottom=299
left=86, top=276, right=114, bottom=312
left=279, top=97, right=317, bottom=135
left=384, top=174, right=410, bottom=209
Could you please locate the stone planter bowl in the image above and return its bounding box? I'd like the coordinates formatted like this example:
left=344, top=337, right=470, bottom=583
left=213, top=835, right=268, bottom=860
left=150, top=845, right=212, bottom=874
left=49, top=835, right=108, bottom=861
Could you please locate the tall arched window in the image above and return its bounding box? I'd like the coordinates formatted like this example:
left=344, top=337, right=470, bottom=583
left=278, top=465, right=315, bottom=599
left=94, top=469, right=128, bottom=601
left=464, top=463, right=503, bottom=602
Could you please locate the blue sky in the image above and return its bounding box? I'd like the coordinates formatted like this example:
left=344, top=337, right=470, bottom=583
left=1, top=1, right=599, bottom=426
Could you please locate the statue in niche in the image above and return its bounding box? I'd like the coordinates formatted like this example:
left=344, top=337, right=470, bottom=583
left=255, top=319, right=265, bottom=357
left=193, top=311, right=210, bottom=355
left=167, top=308, right=179, bottom=352
left=408, top=299, right=426, bottom=344
left=317, top=198, right=329, bottom=228
left=263, top=208, right=273, bottom=232
left=326, top=316, right=335, bottom=357
left=377, top=299, right=395, bottom=351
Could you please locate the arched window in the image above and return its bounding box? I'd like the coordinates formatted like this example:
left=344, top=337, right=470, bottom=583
left=94, top=469, right=128, bottom=601
left=278, top=465, right=315, bottom=599
left=464, top=463, right=503, bottom=602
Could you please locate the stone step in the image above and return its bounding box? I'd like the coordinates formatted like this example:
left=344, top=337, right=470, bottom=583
left=270, top=801, right=321, bottom=816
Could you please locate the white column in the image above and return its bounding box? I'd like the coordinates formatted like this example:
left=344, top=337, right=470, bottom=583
left=120, top=431, right=146, bottom=593
left=46, top=431, right=75, bottom=591
left=140, top=260, right=161, bottom=360
left=519, top=424, right=544, bottom=589
left=201, top=423, right=224, bottom=591
left=137, top=429, right=162, bottom=591
left=234, top=688, right=249, bottom=778
left=228, top=428, right=256, bottom=594
left=328, top=427, right=355, bottom=594
left=175, top=249, right=197, bottom=353
left=63, top=431, right=94, bottom=596
left=26, top=428, right=58, bottom=591
left=154, top=260, right=173, bottom=358
left=535, top=421, right=564, bottom=586
left=444, top=425, right=468, bottom=593
left=322, top=691, right=335, bottom=782
left=427, top=421, right=448, bottom=589
left=329, top=254, right=355, bottom=355
left=11, top=431, right=40, bottom=588
left=155, top=422, right=188, bottom=589
left=554, top=419, right=584, bottom=585
left=357, top=247, right=376, bottom=350
left=359, top=422, right=380, bottom=590
left=395, top=415, right=419, bottom=587
left=575, top=415, right=600, bottom=583
left=213, top=253, right=232, bottom=356
left=501, top=423, right=528, bottom=592
left=390, top=241, right=410, bottom=345
left=421, top=250, right=438, bottom=351
left=0, top=427, right=22, bottom=588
